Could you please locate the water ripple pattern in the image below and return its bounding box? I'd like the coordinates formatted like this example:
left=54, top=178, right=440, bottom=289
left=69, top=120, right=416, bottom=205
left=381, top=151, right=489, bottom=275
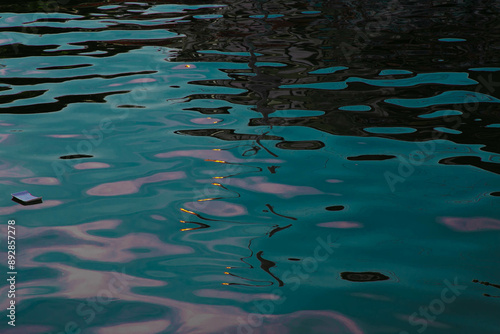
left=0, top=1, right=499, bottom=334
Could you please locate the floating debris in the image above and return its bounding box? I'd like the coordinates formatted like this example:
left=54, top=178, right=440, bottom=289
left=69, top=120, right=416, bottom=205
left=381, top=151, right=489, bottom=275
left=11, top=190, right=43, bottom=205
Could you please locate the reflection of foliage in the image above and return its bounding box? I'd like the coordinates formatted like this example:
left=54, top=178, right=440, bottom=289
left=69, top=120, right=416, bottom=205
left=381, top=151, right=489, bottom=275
left=1, top=0, right=499, bottom=155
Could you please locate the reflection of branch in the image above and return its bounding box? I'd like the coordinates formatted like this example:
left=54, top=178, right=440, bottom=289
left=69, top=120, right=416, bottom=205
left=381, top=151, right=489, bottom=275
left=265, top=204, right=297, bottom=221
left=256, top=131, right=278, bottom=157
left=268, top=224, right=292, bottom=238
left=472, top=279, right=500, bottom=298
left=257, top=251, right=284, bottom=286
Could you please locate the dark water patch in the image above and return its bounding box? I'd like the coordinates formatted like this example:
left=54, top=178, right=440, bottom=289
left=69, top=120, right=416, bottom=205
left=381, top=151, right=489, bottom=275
left=347, top=154, right=396, bottom=161
left=439, top=156, right=500, bottom=175
left=326, top=205, right=345, bottom=211
left=0, top=90, right=129, bottom=114
left=0, top=70, right=156, bottom=86
left=117, top=105, right=145, bottom=108
left=340, top=272, right=390, bottom=282
left=59, top=154, right=93, bottom=160
left=0, top=90, right=48, bottom=105
left=175, top=129, right=283, bottom=141
left=276, top=140, right=325, bottom=150
left=37, top=64, right=93, bottom=70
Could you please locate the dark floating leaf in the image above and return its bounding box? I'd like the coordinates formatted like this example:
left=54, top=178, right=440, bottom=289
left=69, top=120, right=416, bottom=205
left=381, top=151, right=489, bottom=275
left=59, top=154, right=93, bottom=160
left=347, top=155, right=396, bottom=161
left=275, top=140, right=325, bottom=150
left=11, top=190, right=42, bottom=205
left=340, top=271, right=390, bottom=282
left=326, top=205, right=345, bottom=211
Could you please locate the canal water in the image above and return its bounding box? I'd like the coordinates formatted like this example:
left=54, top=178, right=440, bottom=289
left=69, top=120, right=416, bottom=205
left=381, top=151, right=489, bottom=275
left=0, top=0, right=499, bottom=333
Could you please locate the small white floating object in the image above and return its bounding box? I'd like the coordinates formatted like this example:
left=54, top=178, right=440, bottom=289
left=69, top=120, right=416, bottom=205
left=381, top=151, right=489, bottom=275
left=11, top=190, right=42, bottom=205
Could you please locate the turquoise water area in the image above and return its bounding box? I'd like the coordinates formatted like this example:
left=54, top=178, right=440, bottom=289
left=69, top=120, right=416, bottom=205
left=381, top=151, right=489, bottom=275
left=0, top=1, right=499, bottom=333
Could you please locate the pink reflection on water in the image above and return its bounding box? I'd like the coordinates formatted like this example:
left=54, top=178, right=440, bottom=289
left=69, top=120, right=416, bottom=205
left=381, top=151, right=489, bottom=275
left=128, top=78, right=156, bottom=84
left=317, top=221, right=363, bottom=229
left=211, top=176, right=323, bottom=198
left=73, top=162, right=111, bottom=170
left=97, top=319, right=171, bottom=334
left=0, top=200, right=62, bottom=215
left=21, top=177, right=60, bottom=185
left=0, top=133, right=10, bottom=143
left=87, top=171, right=186, bottom=196
left=190, top=117, right=223, bottom=124
left=151, top=214, right=167, bottom=221
left=326, top=179, right=344, bottom=183
left=156, top=149, right=283, bottom=164
left=108, top=77, right=157, bottom=87
left=184, top=201, right=247, bottom=217
left=46, top=134, right=80, bottom=138
left=2, top=219, right=193, bottom=264
left=0, top=161, right=34, bottom=178
left=440, top=217, right=500, bottom=232
left=194, top=289, right=279, bottom=302
left=0, top=325, right=52, bottom=334
left=24, top=70, right=47, bottom=75
left=275, top=310, right=363, bottom=334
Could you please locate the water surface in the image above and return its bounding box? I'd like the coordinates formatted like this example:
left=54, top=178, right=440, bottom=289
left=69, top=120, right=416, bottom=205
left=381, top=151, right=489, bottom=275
left=0, top=1, right=499, bottom=333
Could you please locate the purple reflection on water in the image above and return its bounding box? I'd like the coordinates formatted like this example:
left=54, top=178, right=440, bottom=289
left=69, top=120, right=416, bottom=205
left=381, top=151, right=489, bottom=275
left=73, top=162, right=111, bottom=169
left=21, top=177, right=60, bottom=185
left=156, top=149, right=283, bottom=164
left=208, top=176, right=324, bottom=198
left=184, top=200, right=247, bottom=217
left=440, top=217, right=500, bottom=232
left=87, top=171, right=186, bottom=196
left=97, top=319, right=171, bottom=334
left=318, top=221, right=363, bottom=229
left=0, top=200, right=62, bottom=215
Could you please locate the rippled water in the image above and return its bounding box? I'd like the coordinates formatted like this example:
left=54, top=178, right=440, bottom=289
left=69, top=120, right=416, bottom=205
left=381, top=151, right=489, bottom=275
left=1, top=1, right=500, bottom=333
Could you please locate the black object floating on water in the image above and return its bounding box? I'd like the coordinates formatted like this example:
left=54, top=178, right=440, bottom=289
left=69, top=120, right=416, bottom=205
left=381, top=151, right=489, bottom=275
left=11, top=190, right=43, bottom=205
left=340, top=271, right=390, bottom=282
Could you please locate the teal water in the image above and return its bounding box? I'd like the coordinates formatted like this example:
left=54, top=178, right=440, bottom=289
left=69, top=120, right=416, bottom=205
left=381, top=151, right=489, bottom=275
left=0, top=1, right=499, bottom=333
